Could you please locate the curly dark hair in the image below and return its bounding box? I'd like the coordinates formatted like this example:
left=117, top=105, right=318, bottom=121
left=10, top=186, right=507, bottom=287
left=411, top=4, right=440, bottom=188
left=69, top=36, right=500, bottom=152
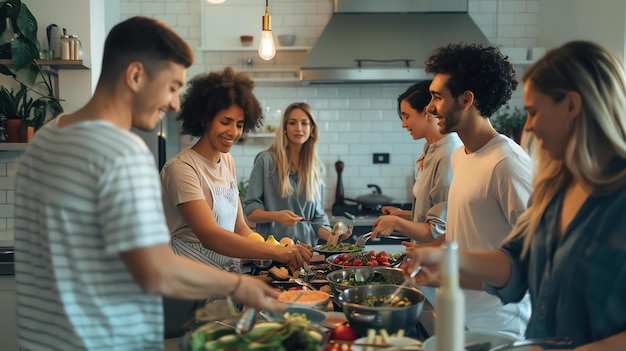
left=178, top=67, right=264, bottom=137
left=424, top=42, right=518, bottom=118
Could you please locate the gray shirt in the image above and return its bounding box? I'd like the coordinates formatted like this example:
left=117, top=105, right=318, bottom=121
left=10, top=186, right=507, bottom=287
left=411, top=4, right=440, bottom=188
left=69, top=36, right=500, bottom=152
left=412, top=132, right=463, bottom=240
left=243, top=150, right=329, bottom=245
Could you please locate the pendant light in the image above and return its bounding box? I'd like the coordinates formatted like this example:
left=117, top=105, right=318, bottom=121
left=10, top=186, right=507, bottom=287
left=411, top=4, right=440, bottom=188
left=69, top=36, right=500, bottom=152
left=258, top=0, right=276, bottom=60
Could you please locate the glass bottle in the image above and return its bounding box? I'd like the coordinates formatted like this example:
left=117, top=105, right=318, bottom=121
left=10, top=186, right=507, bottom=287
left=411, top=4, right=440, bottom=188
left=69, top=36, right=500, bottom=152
left=435, top=241, right=465, bottom=351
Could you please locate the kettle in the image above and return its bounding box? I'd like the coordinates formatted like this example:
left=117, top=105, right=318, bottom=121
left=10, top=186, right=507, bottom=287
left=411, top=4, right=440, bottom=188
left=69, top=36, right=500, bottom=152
left=46, top=24, right=62, bottom=59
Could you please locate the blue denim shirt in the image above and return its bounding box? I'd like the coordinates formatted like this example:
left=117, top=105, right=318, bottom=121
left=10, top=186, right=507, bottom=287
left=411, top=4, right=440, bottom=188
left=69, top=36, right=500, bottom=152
left=485, top=158, right=626, bottom=348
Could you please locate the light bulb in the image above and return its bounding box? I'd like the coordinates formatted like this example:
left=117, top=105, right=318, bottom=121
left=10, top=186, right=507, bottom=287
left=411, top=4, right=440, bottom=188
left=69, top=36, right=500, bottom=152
left=206, top=0, right=226, bottom=3
left=258, top=30, right=276, bottom=60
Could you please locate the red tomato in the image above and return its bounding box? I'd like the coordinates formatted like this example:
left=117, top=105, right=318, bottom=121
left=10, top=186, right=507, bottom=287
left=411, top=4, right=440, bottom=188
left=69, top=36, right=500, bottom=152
left=325, top=344, right=343, bottom=351
left=379, top=250, right=387, bottom=257
left=365, top=261, right=372, bottom=266
left=288, top=287, right=301, bottom=291
left=330, top=325, right=357, bottom=342
left=371, top=260, right=378, bottom=266
left=340, top=253, right=348, bottom=261
left=333, top=257, right=340, bottom=264
left=368, top=250, right=376, bottom=256
left=353, top=259, right=363, bottom=266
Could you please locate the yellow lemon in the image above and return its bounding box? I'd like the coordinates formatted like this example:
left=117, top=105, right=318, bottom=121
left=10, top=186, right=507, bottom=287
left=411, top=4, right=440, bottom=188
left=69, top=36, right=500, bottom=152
left=247, top=232, right=265, bottom=243
left=279, top=237, right=295, bottom=247
left=265, top=234, right=281, bottom=246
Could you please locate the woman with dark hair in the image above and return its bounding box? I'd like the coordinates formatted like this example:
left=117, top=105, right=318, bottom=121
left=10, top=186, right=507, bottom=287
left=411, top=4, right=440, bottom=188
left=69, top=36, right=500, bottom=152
left=160, top=68, right=312, bottom=334
left=371, top=80, right=462, bottom=243
left=243, top=102, right=351, bottom=246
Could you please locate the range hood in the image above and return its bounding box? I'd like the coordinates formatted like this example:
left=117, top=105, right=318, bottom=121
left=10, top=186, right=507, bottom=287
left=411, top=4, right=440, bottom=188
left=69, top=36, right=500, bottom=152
left=300, top=0, right=490, bottom=84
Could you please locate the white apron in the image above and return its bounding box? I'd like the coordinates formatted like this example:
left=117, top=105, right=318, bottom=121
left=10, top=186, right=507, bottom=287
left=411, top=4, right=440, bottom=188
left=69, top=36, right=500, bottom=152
left=170, top=160, right=241, bottom=274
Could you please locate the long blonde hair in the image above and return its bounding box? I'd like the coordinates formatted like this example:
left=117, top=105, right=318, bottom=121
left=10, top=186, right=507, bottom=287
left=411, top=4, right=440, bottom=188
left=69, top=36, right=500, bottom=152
left=269, top=102, right=323, bottom=201
left=510, top=41, right=626, bottom=255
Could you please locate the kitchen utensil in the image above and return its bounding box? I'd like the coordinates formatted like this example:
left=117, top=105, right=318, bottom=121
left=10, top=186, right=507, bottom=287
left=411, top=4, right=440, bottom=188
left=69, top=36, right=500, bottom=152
left=326, top=221, right=348, bottom=247
left=338, top=284, right=425, bottom=337
left=235, top=307, right=257, bottom=334
left=487, top=337, right=572, bottom=351
left=355, top=232, right=408, bottom=248
left=382, top=265, right=422, bottom=307
left=294, top=278, right=317, bottom=290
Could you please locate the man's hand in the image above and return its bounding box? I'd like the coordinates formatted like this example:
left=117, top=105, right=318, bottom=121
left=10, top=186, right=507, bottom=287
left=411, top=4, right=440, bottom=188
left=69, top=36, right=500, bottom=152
left=371, top=215, right=397, bottom=239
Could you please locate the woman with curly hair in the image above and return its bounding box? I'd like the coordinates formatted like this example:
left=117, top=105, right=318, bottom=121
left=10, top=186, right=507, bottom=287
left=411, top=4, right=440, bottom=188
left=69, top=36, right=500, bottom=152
left=410, top=43, right=533, bottom=338
left=160, top=68, right=312, bottom=334
left=404, top=40, right=626, bottom=350
left=243, top=102, right=351, bottom=245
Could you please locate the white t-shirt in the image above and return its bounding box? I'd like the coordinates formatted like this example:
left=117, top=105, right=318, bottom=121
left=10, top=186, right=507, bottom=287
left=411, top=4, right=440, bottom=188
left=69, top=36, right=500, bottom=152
left=14, top=117, right=170, bottom=350
left=447, top=134, right=533, bottom=338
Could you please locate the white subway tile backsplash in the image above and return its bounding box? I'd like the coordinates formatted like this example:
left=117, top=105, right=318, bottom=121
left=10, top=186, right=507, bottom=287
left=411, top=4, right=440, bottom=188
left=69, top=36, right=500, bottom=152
left=0, top=205, right=13, bottom=218
left=0, top=0, right=538, bottom=240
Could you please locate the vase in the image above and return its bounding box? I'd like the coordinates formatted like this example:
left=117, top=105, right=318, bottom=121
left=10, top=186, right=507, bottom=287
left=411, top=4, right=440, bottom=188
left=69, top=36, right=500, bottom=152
left=20, top=125, right=34, bottom=142
left=5, top=119, right=22, bottom=142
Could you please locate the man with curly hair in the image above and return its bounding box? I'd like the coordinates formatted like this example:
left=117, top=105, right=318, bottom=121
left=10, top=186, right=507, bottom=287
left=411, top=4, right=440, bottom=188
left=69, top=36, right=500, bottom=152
left=417, top=43, right=533, bottom=338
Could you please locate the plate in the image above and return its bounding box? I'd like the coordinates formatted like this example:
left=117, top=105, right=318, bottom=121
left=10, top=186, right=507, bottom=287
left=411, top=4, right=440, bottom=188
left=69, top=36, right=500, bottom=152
left=422, top=331, right=516, bottom=351
left=314, top=243, right=363, bottom=255
left=351, top=336, right=422, bottom=351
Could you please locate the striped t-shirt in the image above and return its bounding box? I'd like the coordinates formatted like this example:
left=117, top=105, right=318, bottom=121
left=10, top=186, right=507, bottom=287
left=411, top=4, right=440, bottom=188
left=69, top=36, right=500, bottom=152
left=14, top=117, right=171, bottom=351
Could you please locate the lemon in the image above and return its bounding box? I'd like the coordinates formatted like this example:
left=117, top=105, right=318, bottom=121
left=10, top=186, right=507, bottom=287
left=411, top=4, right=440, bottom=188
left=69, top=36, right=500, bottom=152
left=247, top=232, right=265, bottom=243
left=265, top=234, right=281, bottom=246
left=279, top=237, right=295, bottom=247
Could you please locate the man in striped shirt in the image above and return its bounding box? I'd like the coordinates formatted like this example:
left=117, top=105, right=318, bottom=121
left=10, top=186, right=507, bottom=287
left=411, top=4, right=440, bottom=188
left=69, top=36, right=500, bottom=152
left=14, top=17, right=283, bottom=351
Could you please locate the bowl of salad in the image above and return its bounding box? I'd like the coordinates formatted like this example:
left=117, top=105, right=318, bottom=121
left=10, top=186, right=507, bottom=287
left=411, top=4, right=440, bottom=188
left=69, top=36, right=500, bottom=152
left=326, top=267, right=406, bottom=296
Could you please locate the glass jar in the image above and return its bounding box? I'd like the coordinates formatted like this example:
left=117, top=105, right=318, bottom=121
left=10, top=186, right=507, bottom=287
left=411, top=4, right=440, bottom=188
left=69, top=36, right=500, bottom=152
left=61, top=34, right=71, bottom=60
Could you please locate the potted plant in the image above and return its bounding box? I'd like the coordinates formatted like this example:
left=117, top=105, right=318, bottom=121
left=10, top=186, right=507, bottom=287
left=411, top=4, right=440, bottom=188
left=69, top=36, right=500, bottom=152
left=0, top=0, right=62, bottom=142
left=491, top=105, right=526, bottom=144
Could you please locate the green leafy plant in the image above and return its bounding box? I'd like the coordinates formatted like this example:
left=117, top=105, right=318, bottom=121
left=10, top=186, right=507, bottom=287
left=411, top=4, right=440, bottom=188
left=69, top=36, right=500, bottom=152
left=238, top=179, right=250, bottom=199
left=491, top=105, right=526, bottom=133
left=0, top=0, right=39, bottom=70
left=0, top=0, right=62, bottom=129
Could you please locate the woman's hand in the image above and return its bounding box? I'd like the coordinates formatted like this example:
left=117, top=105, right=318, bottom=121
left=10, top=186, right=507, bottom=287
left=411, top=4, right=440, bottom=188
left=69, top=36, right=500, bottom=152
left=338, top=225, right=353, bottom=241
left=274, top=210, right=303, bottom=226
left=381, top=206, right=401, bottom=216
left=371, top=215, right=397, bottom=239
left=275, top=244, right=313, bottom=271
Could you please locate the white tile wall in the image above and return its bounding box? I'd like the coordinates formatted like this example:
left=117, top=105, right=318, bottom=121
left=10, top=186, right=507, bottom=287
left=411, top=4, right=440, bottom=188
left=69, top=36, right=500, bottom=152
left=0, top=0, right=538, bottom=241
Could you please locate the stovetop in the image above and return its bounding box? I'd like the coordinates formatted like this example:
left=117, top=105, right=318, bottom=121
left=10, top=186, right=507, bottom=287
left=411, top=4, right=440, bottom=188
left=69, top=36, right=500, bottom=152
left=331, top=202, right=412, bottom=217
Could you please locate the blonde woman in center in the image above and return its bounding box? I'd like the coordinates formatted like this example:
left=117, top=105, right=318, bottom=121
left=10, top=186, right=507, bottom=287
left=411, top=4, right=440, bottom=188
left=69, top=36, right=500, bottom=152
left=244, top=102, right=351, bottom=246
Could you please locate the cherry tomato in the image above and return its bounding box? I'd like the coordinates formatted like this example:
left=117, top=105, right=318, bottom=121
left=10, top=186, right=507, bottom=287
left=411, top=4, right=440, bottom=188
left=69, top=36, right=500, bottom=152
left=368, top=250, right=376, bottom=256
left=330, top=325, right=357, bottom=342
left=325, top=344, right=342, bottom=351
left=371, top=260, right=378, bottom=266
left=340, top=253, right=348, bottom=261
left=379, top=250, right=387, bottom=257
left=333, top=257, right=340, bottom=264
left=365, top=261, right=372, bottom=266
left=353, top=259, right=363, bottom=266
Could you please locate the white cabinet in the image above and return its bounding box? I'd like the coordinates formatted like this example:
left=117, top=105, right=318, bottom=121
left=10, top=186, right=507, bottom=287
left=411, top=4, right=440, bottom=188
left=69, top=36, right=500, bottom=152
left=0, top=275, right=18, bottom=351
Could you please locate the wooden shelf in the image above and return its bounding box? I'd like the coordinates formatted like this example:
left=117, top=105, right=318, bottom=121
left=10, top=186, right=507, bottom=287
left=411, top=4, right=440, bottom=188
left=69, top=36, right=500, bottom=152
left=199, top=46, right=311, bottom=52
left=245, top=133, right=275, bottom=138
left=0, top=143, right=28, bottom=151
left=0, top=59, right=89, bottom=70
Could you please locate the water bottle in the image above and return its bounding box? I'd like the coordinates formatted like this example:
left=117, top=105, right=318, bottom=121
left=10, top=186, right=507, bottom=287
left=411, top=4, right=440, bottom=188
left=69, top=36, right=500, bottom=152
left=435, top=241, right=465, bottom=351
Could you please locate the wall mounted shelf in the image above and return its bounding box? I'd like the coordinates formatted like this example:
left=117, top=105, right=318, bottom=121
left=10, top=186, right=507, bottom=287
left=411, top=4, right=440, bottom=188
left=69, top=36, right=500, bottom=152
left=0, top=143, right=28, bottom=151
left=0, top=59, right=90, bottom=70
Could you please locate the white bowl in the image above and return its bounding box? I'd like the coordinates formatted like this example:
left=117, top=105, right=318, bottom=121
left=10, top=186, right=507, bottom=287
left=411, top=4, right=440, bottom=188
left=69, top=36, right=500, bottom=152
left=422, top=331, right=517, bottom=351
left=278, top=34, right=296, bottom=46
